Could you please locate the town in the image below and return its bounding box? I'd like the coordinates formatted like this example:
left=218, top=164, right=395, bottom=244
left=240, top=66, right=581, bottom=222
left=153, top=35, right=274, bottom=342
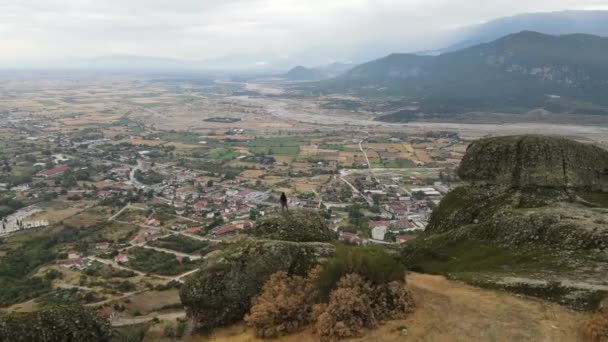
left=0, top=81, right=468, bottom=325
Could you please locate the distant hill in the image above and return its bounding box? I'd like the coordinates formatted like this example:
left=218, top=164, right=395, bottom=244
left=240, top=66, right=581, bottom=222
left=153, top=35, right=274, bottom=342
left=283, top=62, right=354, bottom=81
left=284, top=66, right=317, bottom=80
left=324, top=31, right=608, bottom=117
left=446, top=10, right=608, bottom=52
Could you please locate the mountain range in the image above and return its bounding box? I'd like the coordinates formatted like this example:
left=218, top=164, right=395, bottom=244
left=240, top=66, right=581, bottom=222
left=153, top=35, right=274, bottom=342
left=319, top=31, right=608, bottom=118
left=443, top=10, right=608, bottom=53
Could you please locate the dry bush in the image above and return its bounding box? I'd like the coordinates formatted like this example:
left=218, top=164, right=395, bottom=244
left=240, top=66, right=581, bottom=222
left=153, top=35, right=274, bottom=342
left=315, top=273, right=414, bottom=342
left=315, top=274, right=377, bottom=341
left=245, top=268, right=321, bottom=338
left=581, top=315, right=608, bottom=342
left=582, top=299, right=608, bottom=342
left=245, top=246, right=415, bottom=341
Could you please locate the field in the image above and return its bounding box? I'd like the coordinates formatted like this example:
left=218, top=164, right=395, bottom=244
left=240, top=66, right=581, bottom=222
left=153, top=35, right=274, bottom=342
left=247, top=137, right=304, bottom=157
left=117, top=289, right=181, bottom=316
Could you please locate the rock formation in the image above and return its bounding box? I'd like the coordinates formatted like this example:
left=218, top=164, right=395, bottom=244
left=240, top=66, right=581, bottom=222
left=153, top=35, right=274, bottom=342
left=252, top=210, right=337, bottom=242
left=427, top=135, right=608, bottom=249
left=458, top=135, right=608, bottom=190
left=180, top=237, right=335, bottom=329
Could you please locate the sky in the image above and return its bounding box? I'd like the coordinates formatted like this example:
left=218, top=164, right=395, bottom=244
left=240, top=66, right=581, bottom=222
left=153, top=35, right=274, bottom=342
left=1, top=0, right=608, bottom=69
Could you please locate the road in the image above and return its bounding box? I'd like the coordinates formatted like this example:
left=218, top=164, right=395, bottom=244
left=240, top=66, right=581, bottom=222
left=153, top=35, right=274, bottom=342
left=129, top=159, right=146, bottom=189
left=140, top=245, right=202, bottom=260
left=108, top=203, right=131, bottom=222
left=111, top=311, right=186, bottom=327
left=339, top=175, right=373, bottom=206
left=358, top=130, right=372, bottom=170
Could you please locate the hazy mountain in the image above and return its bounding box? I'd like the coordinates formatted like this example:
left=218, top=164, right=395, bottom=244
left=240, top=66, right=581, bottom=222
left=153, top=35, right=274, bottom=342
left=325, top=31, right=608, bottom=116
left=283, top=62, right=355, bottom=80
left=445, top=10, right=608, bottom=52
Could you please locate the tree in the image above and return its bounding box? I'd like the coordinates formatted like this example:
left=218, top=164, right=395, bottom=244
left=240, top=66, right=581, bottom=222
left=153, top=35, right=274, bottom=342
left=338, top=185, right=353, bottom=200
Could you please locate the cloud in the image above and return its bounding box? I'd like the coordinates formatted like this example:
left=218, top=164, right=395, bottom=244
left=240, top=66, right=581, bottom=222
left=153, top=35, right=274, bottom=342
left=0, top=0, right=604, bottom=67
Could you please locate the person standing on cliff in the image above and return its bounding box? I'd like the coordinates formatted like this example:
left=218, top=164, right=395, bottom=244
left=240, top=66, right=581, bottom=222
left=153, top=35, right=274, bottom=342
left=280, top=192, right=288, bottom=211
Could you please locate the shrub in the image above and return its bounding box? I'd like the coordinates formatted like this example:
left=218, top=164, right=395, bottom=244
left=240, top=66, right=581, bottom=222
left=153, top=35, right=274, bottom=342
left=316, top=245, right=406, bottom=299
left=315, top=273, right=414, bottom=342
left=0, top=304, right=112, bottom=342
left=315, top=274, right=377, bottom=341
left=581, top=314, right=608, bottom=342
left=245, top=268, right=321, bottom=338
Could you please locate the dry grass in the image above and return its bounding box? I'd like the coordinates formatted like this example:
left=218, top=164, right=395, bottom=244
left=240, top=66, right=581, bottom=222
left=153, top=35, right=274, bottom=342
left=120, top=289, right=181, bottom=316
left=62, top=210, right=105, bottom=227
left=189, top=273, right=588, bottom=342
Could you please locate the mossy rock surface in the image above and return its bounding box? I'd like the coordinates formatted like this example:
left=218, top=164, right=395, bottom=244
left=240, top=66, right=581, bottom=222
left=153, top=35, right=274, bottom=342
left=180, top=238, right=335, bottom=329
left=251, top=209, right=337, bottom=242
left=0, top=304, right=111, bottom=342
left=458, top=135, right=608, bottom=190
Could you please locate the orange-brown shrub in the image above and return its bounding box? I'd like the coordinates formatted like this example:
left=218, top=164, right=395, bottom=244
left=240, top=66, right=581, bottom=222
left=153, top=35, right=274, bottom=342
left=581, top=298, right=608, bottom=342
left=314, top=273, right=414, bottom=342
left=245, top=268, right=321, bottom=338
left=245, top=247, right=415, bottom=341
left=315, top=274, right=377, bottom=341
left=581, top=315, right=608, bottom=342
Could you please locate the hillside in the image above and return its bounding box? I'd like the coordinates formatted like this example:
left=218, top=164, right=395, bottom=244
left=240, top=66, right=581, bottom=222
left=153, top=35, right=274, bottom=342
left=402, top=135, right=608, bottom=310
left=323, top=31, right=608, bottom=117
left=283, top=63, right=354, bottom=81
left=197, top=273, right=588, bottom=342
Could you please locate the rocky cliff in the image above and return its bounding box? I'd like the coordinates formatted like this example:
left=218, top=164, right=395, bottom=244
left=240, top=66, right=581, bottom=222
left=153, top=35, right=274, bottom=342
left=458, top=135, right=608, bottom=190
left=404, top=135, right=608, bottom=309
left=427, top=135, right=608, bottom=249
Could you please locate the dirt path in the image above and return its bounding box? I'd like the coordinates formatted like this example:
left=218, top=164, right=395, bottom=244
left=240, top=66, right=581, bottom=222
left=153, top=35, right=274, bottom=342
left=194, top=273, right=590, bottom=342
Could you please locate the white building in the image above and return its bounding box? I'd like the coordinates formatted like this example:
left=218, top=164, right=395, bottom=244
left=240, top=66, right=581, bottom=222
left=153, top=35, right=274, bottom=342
left=371, top=226, right=387, bottom=241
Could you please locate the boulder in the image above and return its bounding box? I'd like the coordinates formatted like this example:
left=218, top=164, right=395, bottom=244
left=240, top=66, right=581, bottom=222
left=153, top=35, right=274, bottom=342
left=180, top=238, right=335, bottom=329
left=251, top=209, right=337, bottom=242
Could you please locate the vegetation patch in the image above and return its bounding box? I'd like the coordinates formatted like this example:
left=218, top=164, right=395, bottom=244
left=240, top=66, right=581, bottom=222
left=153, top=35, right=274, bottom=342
left=0, top=304, right=112, bottom=342
left=148, top=235, right=220, bottom=255
left=127, top=247, right=199, bottom=276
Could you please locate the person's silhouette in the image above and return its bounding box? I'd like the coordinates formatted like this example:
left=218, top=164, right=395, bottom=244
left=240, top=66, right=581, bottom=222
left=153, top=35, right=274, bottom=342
left=280, top=192, right=288, bottom=211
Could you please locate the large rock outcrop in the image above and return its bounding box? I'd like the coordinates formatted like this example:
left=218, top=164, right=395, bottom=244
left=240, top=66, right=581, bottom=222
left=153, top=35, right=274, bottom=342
left=406, top=135, right=608, bottom=310
left=426, top=135, right=608, bottom=249
left=180, top=238, right=335, bottom=329
left=252, top=210, right=337, bottom=242
left=458, top=135, right=608, bottom=190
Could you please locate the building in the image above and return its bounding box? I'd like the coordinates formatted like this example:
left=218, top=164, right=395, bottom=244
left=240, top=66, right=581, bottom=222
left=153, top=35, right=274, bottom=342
left=114, top=254, right=129, bottom=263
left=371, top=226, right=387, bottom=241
left=339, top=232, right=367, bottom=245
left=68, top=251, right=81, bottom=260
left=146, top=218, right=161, bottom=226
left=396, top=235, right=417, bottom=244
left=37, top=165, right=71, bottom=178
left=212, top=224, right=240, bottom=236
left=369, top=221, right=390, bottom=230
left=97, top=308, right=117, bottom=321
left=95, top=242, right=110, bottom=250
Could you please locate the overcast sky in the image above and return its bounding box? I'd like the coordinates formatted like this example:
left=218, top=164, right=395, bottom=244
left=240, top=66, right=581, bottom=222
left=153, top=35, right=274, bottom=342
left=1, top=0, right=608, bottom=68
